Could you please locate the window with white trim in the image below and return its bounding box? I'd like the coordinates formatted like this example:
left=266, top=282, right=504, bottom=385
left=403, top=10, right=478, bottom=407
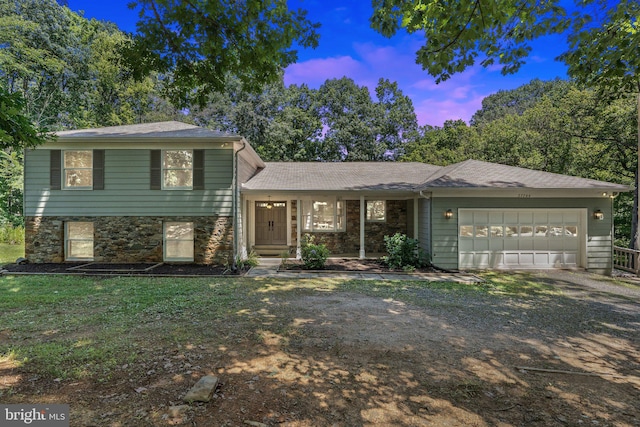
left=163, top=150, right=193, bottom=189
left=63, top=150, right=93, bottom=189
left=302, top=199, right=345, bottom=232
left=65, top=222, right=94, bottom=260
left=164, top=222, right=194, bottom=261
left=366, top=200, right=386, bottom=222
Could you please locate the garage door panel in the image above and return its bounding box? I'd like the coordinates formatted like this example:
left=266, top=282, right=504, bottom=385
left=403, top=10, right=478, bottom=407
left=533, top=239, right=548, bottom=250
left=489, top=239, right=503, bottom=251
left=534, top=212, right=548, bottom=222
left=504, top=253, right=519, bottom=265
left=519, top=253, right=535, bottom=265
left=459, top=239, right=474, bottom=251
left=519, top=239, right=534, bottom=250
left=504, top=239, right=518, bottom=250
left=475, top=211, right=489, bottom=223
left=534, top=253, right=550, bottom=264
left=473, top=240, right=490, bottom=251
left=504, top=212, right=518, bottom=223
left=489, top=212, right=503, bottom=223
left=459, top=209, right=582, bottom=270
left=548, top=212, right=564, bottom=222
left=474, top=253, right=490, bottom=267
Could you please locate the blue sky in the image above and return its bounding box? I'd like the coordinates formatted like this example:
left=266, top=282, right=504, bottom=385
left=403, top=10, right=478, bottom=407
left=68, top=0, right=569, bottom=127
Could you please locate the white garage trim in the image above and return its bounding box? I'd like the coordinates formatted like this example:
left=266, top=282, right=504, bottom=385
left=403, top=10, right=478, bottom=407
left=458, top=208, right=587, bottom=269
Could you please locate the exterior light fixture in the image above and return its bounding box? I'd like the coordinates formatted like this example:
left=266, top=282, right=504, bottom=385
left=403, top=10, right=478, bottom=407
left=444, top=209, right=454, bottom=219
left=266, top=196, right=273, bottom=209
left=593, top=209, right=604, bottom=220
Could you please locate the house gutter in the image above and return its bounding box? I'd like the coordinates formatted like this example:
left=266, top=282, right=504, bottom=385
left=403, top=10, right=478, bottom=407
left=232, top=142, right=247, bottom=271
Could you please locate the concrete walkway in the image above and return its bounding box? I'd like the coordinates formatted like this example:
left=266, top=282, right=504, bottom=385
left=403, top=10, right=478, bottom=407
left=246, top=258, right=483, bottom=283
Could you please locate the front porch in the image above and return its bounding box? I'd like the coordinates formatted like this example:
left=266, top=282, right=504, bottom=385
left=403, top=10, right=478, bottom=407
left=242, top=195, right=424, bottom=259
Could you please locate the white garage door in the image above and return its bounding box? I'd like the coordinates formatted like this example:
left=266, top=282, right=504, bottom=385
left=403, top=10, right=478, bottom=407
left=458, top=209, right=584, bottom=269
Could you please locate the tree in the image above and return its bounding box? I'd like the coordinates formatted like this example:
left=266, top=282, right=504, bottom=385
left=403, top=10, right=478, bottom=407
left=126, top=0, right=320, bottom=106
left=402, top=120, right=481, bottom=165
left=0, top=86, right=47, bottom=150
left=318, top=77, right=418, bottom=161
left=371, top=0, right=640, bottom=248
left=559, top=1, right=640, bottom=247
left=471, top=78, right=572, bottom=126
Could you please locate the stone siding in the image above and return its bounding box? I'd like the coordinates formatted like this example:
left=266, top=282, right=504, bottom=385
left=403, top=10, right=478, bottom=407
left=291, top=200, right=408, bottom=255
left=25, top=216, right=233, bottom=264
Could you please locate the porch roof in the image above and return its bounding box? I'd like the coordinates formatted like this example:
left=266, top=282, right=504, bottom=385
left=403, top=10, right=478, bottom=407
left=242, top=162, right=440, bottom=191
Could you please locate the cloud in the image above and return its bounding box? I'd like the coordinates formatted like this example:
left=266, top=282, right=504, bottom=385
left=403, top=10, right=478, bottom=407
left=284, top=56, right=366, bottom=87
left=414, top=94, right=487, bottom=127
left=285, top=41, right=544, bottom=127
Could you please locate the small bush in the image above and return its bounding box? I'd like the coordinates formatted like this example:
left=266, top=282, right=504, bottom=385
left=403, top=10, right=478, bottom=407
left=382, top=233, right=429, bottom=270
left=0, top=224, right=24, bottom=244
left=301, top=234, right=330, bottom=269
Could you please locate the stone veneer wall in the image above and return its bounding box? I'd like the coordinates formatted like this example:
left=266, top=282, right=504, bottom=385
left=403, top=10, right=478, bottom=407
left=290, top=199, right=408, bottom=255
left=25, top=216, right=233, bottom=264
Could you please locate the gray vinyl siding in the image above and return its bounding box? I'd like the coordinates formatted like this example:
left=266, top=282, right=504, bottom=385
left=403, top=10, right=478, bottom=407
left=238, top=154, right=260, bottom=184
left=25, top=148, right=234, bottom=216
left=418, top=197, right=431, bottom=255
left=430, top=197, right=613, bottom=273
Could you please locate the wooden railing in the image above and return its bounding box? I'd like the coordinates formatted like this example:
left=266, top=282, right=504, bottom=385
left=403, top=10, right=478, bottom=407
left=613, top=246, right=640, bottom=274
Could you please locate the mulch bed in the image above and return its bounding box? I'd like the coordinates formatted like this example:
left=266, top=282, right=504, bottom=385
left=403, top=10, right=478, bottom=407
left=1, top=262, right=243, bottom=276
left=280, top=258, right=437, bottom=273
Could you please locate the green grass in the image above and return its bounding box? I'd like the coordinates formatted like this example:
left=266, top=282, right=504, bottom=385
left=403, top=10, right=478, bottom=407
left=0, top=243, right=24, bottom=264
left=0, top=273, right=562, bottom=383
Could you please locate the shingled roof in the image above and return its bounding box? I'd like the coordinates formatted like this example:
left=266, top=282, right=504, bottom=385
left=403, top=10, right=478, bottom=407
left=243, top=160, right=629, bottom=192
left=242, top=162, right=441, bottom=191
left=55, top=121, right=238, bottom=139
left=419, top=159, right=629, bottom=191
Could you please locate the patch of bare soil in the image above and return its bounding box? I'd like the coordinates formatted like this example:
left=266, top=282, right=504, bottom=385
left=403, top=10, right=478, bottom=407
left=1, top=274, right=639, bottom=426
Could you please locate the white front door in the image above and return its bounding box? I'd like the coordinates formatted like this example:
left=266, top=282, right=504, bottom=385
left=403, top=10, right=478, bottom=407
left=458, top=209, right=584, bottom=269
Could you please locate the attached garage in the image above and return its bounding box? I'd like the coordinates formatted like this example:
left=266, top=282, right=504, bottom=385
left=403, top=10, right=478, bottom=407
left=458, top=209, right=585, bottom=269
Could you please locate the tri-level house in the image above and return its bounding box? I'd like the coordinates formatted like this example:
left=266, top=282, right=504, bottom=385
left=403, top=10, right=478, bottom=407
left=24, top=121, right=630, bottom=274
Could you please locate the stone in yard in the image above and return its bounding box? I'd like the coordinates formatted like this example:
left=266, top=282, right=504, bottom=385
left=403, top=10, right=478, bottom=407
left=183, top=375, right=219, bottom=402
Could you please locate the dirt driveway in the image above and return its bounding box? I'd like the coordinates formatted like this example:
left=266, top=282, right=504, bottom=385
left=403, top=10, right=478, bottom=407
left=2, top=271, right=639, bottom=426
left=192, top=270, right=639, bottom=427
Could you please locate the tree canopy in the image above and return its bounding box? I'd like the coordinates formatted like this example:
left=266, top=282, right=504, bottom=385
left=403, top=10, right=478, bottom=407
left=126, top=0, right=321, bottom=106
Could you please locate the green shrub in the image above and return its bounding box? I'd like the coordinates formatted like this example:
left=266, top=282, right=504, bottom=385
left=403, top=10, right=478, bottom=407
left=301, top=234, right=330, bottom=269
left=0, top=224, right=24, bottom=244
left=382, top=233, right=429, bottom=270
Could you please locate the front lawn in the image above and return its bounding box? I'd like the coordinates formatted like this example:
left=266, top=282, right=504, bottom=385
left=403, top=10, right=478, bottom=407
left=0, top=274, right=637, bottom=426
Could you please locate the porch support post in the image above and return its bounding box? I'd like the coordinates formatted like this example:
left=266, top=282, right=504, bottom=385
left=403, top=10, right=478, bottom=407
left=296, top=198, right=302, bottom=259
left=413, top=197, right=419, bottom=241
left=359, top=195, right=366, bottom=259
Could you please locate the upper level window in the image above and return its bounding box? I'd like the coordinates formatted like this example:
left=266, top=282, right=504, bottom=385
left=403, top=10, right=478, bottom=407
left=64, top=150, right=93, bottom=189
left=366, top=200, right=386, bottom=222
left=302, top=199, right=345, bottom=232
left=163, top=150, right=193, bottom=189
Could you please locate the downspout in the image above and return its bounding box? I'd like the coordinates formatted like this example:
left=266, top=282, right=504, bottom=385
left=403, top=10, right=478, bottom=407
left=232, top=142, right=247, bottom=271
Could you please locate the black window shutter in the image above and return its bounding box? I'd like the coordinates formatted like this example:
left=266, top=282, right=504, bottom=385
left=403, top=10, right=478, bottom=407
left=93, top=150, right=105, bottom=190
left=50, top=150, right=61, bottom=190
left=150, top=150, right=161, bottom=190
left=193, top=149, right=204, bottom=190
